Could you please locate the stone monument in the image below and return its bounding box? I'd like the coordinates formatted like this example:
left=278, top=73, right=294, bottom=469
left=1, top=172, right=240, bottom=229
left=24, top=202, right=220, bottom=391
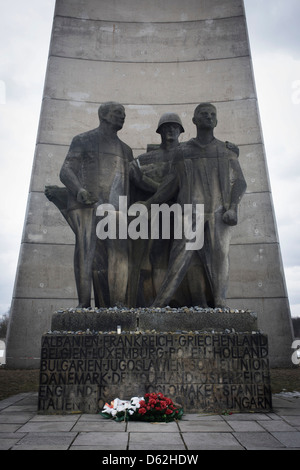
left=6, top=0, right=294, bottom=385
left=38, top=100, right=272, bottom=414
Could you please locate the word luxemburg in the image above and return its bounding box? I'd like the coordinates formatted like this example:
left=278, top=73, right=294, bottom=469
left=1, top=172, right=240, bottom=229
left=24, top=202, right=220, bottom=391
left=95, top=196, right=204, bottom=251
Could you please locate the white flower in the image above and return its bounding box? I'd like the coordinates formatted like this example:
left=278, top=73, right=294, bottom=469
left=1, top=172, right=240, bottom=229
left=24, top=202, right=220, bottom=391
left=102, top=396, right=144, bottom=418
left=131, top=396, right=143, bottom=407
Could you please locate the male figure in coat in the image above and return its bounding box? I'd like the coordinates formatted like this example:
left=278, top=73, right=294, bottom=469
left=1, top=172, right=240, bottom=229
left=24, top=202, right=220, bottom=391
left=59, top=101, right=133, bottom=308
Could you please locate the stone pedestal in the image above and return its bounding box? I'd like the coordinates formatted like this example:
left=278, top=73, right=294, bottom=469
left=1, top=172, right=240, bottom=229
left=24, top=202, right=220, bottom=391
left=38, top=309, right=272, bottom=414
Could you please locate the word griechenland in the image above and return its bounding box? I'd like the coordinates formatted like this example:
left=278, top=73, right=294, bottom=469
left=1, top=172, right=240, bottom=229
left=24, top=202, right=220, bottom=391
left=95, top=196, right=204, bottom=251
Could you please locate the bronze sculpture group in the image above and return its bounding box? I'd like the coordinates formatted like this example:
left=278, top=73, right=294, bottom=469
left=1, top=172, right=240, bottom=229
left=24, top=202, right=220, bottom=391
left=45, top=101, right=246, bottom=310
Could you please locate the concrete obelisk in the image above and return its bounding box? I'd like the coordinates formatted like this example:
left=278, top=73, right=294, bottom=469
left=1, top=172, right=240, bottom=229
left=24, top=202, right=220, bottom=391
left=6, top=0, right=294, bottom=368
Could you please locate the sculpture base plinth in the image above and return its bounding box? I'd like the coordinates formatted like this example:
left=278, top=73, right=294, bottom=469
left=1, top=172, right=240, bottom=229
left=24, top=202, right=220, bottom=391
left=50, top=306, right=258, bottom=334
left=38, top=329, right=272, bottom=414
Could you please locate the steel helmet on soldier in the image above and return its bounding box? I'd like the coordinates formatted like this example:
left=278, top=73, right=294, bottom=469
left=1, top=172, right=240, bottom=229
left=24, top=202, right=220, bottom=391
left=156, top=113, right=185, bottom=134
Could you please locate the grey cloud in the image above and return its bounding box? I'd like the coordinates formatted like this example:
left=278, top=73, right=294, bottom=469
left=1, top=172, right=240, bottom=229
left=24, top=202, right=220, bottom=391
left=244, top=0, right=300, bottom=59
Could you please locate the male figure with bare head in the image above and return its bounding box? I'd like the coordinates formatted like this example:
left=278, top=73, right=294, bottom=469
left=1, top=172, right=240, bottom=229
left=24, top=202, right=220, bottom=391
left=60, top=101, right=133, bottom=308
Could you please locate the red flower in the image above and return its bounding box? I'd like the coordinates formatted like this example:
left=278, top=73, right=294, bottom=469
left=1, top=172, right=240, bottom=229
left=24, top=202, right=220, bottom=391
left=166, top=409, right=173, bottom=415
left=138, top=407, right=147, bottom=415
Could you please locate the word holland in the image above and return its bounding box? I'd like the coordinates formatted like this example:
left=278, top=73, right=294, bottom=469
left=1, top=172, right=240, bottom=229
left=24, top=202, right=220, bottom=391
left=96, top=196, right=204, bottom=250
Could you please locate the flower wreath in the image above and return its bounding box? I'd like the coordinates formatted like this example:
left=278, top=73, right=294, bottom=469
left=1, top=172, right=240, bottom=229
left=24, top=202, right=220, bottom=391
left=100, top=392, right=184, bottom=422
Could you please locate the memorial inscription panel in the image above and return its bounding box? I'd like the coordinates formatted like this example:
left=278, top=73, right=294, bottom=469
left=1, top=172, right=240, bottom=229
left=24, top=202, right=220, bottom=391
left=38, top=333, right=272, bottom=414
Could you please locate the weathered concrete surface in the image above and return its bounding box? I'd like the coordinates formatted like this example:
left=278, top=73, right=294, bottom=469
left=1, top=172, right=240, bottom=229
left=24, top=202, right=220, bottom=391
left=45, top=56, right=255, bottom=104
left=50, top=17, right=249, bottom=63
left=6, top=0, right=294, bottom=368
left=55, top=0, right=245, bottom=22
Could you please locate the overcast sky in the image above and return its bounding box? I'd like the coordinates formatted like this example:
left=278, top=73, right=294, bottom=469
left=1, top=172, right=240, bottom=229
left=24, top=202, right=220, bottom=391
left=0, top=0, right=299, bottom=318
